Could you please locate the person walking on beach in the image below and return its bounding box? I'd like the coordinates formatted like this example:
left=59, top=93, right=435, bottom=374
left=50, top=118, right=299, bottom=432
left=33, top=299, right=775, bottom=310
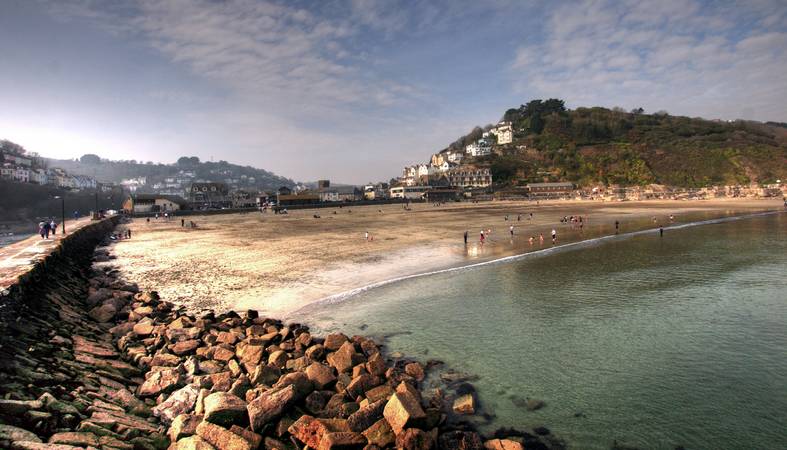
left=659, top=225, right=664, bottom=237
left=517, top=214, right=521, bottom=221
left=529, top=212, right=533, bottom=220
left=509, top=225, right=514, bottom=237
left=463, top=230, right=468, bottom=245
left=551, top=228, right=557, bottom=244
left=365, top=231, right=369, bottom=241
left=181, top=218, right=185, bottom=227
left=539, top=233, right=544, bottom=243
left=480, top=230, right=485, bottom=244
left=615, top=220, right=619, bottom=234
left=127, top=229, right=132, bottom=239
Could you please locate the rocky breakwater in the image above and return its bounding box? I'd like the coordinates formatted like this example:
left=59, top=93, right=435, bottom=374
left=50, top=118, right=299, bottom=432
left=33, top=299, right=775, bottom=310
left=0, top=225, right=562, bottom=450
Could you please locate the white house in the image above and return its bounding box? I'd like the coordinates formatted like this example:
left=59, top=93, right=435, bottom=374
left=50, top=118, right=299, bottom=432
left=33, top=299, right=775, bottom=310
left=489, top=122, right=513, bottom=145
left=14, top=167, right=30, bottom=183
left=465, top=140, right=491, bottom=157
left=0, top=164, right=14, bottom=180
left=390, top=185, right=432, bottom=199
left=446, top=151, right=464, bottom=163
left=30, top=168, right=49, bottom=185
left=437, top=161, right=458, bottom=172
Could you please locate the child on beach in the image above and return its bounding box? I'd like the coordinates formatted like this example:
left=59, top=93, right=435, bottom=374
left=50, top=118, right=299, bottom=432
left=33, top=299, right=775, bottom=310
left=480, top=230, right=485, bottom=244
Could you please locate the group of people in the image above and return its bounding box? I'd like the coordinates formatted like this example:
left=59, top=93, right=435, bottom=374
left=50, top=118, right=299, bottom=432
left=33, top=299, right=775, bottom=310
left=37, top=220, right=59, bottom=239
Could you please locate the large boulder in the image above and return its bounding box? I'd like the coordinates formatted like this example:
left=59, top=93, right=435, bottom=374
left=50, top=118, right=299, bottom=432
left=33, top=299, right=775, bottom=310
left=153, top=384, right=200, bottom=425
left=247, top=385, right=297, bottom=432
left=0, top=425, right=42, bottom=447
left=196, top=421, right=253, bottom=450
left=318, top=432, right=366, bottom=450
left=138, top=368, right=184, bottom=397
left=171, top=435, right=215, bottom=450
left=168, top=414, right=203, bottom=442
left=306, top=363, right=337, bottom=390
left=347, top=399, right=386, bottom=432
left=203, top=392, right=248, bottom=427
left=396, top=428, right=435, bottom=450
left=452, top=394, right=475, bottom=415
left=484, top=439, right=525, bottom=450
left=362, top=418, right=395, bottom=448
left=383, top=392, right=426, bottom=434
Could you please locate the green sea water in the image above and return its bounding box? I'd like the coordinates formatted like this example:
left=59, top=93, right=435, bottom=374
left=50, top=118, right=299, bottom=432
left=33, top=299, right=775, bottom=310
left=296, top=213, right=787, bottom=449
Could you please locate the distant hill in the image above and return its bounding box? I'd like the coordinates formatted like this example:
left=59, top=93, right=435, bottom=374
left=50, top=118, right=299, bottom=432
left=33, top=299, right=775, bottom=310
left=445, top=99, right=787, bottom=188
left=43, top=155, right=296, bottom=192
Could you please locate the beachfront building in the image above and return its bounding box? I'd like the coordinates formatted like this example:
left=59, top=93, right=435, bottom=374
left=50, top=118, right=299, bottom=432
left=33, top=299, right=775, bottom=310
left=436, top=161, right=458, bottom=173
left=277, top=192, right=319, bottom=206
left=402, top=166, right=418, bottom=186
left=363, top=182, right=389, bottom=200
left=390, top=185, right=432, bottom=199
left=124, top=194, right=189, bottom=214
left=318, top=185, right=361, bottom=202
left=230, top=190, right=257, bottom=208
left=526, top=182, right=575, bottom=198
left=446, top=166, right=493, bottom=188
left=489, top=122, right=513, bottom=145
left=430, top=153, right=446, bottom=167
left=190, top=182, right=230, bottom=207
left=0, top=164, right=14, bottom=180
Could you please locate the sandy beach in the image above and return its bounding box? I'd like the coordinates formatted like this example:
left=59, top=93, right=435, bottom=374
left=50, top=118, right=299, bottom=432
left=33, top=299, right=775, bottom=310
left=109, top=198, right=782, bottom=317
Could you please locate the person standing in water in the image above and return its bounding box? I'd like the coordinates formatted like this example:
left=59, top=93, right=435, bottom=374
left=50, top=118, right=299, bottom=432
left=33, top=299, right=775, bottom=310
left=659, top=225, right=664, bottom=237
left=480, top=230, right=485, bottom=244
left=509, top=225, right=514, bottom=237
left=615, top=220, right=619, bottom=234
left=463, top=230, right=468, bottom=245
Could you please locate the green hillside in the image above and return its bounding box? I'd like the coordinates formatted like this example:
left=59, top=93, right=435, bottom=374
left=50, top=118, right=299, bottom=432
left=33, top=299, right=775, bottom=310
left=454, top=99, right=787, bottom=188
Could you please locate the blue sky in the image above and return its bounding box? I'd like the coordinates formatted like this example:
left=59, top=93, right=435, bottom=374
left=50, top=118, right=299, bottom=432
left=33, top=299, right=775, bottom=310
left=1, top=0, right=785, bottom=183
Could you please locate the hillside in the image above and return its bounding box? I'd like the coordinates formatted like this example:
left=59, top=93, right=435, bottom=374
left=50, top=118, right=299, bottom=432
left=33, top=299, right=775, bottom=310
left=447, top=100, right=787, bottom=188
left=44, top=155, right=296, bottom=192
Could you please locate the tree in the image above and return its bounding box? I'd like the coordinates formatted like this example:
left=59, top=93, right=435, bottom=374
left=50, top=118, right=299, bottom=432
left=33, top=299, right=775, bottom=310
left=631, top=107, right=644, bottom=114
left=80, top=154, right=101, bottom=164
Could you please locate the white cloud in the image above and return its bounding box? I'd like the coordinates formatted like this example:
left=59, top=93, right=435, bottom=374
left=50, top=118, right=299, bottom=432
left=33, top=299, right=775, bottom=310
left=510, top=0, right=787, bottom=121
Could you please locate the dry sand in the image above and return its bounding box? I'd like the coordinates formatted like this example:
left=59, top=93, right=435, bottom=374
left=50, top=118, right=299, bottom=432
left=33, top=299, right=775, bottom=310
left=109, top=198, right=782, bottom=317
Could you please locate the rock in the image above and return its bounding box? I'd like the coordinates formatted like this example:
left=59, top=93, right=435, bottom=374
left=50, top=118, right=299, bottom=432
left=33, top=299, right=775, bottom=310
left=405, top=362, right=425, bottom=381
left=212, top=347, right=235, bottom=362
left=395, top=428, right=435, bottom=450
left=88, top=303, right=117, bottom=322
left=229, top=375, right=253, bottom=399
left=327, top=341, right=359, bottom=373
left=10, top=443, right=81, bottom=450
left=169, top=414, right=203, bottom=442
left=0, top=425, right=42, bottom=446
left=196, top=421, right=253, bottom=450
left=229, top=425, right=262, bottom=449
left=268, top=350, right=289, bottom=368
left=484, top=439, right=524, bottom=450
left=365, top=353, right=386, bottom=377
left=153, top=384, right=200, bottom=425
left=526, top=399, right=545, bottom=411
left=151, top=353, right=183, bottom=367
left=362, top=418, right=395, bottom=448
left=172, top=435, right=216, bottom=450
left=438, top=431, right=484, bottom=450
left=172, top=339, right=200, bottom=356
left=48, top=432, right=100, bottom=447
left=347, top=399, right=386, bottom=432
left=272, top=372, right=313, bottom=399
left=324, top=333, right=349, bottom=351
left=288, top=415, right=330, bottom=448
left=306, top=344, right=326, bottom=360
left=452, top=394, right=475, bottom=415
left=247, top=385, right=297, bottom=432
left=138, top=367, right=184, bottom=397
left=0, top=399, right=43, bottom=416
left=237, top=344, right=263, bottom=369
left=203, top=392, right=248, bottom=427
left=383, top=391, right=426, bottom=435
left=318, top=432, right=366, bottom=450
left=306, top=362, right=337, bottom=390
left=345, top=374, right=379, bottom=399
left=250, top=364, right=281, bottom=386
left=365, top=385, right=393, bottom=403
left=133, top=319, right=156, bottom=336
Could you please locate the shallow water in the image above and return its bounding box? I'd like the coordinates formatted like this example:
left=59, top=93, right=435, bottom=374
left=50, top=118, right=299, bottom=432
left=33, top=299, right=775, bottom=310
left=296, top=213, right=787, bottom=450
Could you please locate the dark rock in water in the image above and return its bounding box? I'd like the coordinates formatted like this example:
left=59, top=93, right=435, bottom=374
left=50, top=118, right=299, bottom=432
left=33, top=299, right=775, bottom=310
left=533, top=426, right=551, bottom=436
left=455, top=383, right=476, bottom=396
left=490, top=427, right=537, bottom=440
left=573, top=411, right=586, bottom=418
left=396, top=428, right=436, bottom=450
left=526, top=399, right=546, bottom=411
left=438, top=430, right=484, bottom=450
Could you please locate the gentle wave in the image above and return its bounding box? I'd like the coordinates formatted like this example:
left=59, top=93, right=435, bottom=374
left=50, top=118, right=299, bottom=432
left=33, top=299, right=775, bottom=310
left=288, top=210, right=783, bottom=317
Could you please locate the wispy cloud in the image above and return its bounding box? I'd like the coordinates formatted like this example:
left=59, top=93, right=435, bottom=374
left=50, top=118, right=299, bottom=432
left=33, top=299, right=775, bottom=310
left=510, top=0, right=787, bottom=121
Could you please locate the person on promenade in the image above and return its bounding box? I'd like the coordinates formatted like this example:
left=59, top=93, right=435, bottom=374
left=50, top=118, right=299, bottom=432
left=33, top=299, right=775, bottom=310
left=38, top=221, right=45, bottom=239
left=463, top=230, right=468, bottom=245
left=73, top=211, right=79, bottom=220
left=42, top=221, right=51, bottom=239
left=551, top=228, right=557, bottom=244
left=50, top=220, right=57, bottom=235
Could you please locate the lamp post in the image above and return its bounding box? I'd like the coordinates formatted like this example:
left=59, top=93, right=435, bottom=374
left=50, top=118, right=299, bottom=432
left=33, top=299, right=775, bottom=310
left=54, top=196, right=66, bottom=234
left=95, top=191, right=99, bottom=217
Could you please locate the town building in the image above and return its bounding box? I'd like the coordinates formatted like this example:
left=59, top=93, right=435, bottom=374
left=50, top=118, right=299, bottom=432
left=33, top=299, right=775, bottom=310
left=465, top=139, right=492, bottom=157
left=526, top=182, right=575, bottom=197
left=364, top=182, right=389, bottom=200
left=489, top=122, right=513, bottom=145
left=446, top=166, right=493, bottom=188
left=124, top=194, right=189, bottom=214
left=390, top=185, right=432, bottom=199
left=190, top=182, right=230, bottom=207
left=446, top=151, right=464, bottom=163
left=318, top=185, right=361, bottom=202
left=230, top=190, right=257, bottom=208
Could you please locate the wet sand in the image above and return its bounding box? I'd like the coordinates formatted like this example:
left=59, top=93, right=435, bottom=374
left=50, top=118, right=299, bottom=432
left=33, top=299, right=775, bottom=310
left=109, top=198, right=782, bottom=316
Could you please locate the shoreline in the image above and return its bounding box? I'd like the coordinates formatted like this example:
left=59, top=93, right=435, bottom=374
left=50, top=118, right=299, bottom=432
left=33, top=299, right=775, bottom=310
left=109, top=198, right=783, bottom=318
left=285, top=209, right=785, bottom=320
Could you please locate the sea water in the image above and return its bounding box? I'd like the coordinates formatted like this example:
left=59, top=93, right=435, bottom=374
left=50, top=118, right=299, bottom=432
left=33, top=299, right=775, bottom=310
left=297, top=213, right=787, bottom=450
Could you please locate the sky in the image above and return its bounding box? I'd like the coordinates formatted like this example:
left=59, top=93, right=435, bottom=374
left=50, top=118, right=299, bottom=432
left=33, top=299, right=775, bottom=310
left=1, top=0, right=785, bottom=184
